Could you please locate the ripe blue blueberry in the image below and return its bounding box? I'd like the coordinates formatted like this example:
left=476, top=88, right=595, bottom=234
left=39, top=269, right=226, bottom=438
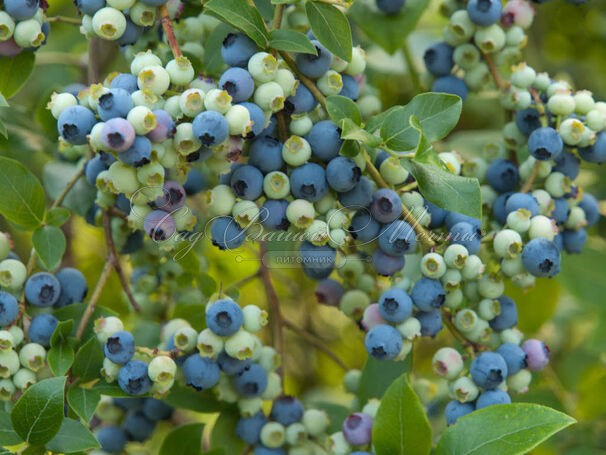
left=118, top=360, right=153, bottom=396
left=432, top=75, right=468, bottom=100
left=378, top=220, right=416, bottom=256
left=28, top=314, right=58, bottom=347
left=184, top=169, right=206, bottom=195
left=515, top=107, right=541, bottom=135
left=221, top=33, right=258, bottom=68
left=55, top=267, right=88, bottom=308
left=85, top=156, right=109, bottom=185
left=57, top=105, right=96, bottom=145
left=270, top=396, right=304, bottom=425
left=492, top=192, right=513, bottom=225
left=0, top=291, right=18, bottom=327
left=110, top=73, right=138, bottom=94
left=505, top=192, right=538, bottom=217
left=248, top=135, right=284, bottom=174
left=342, top=412, right=373, bottom=446
left=299, top=241, right=336, bottom=280
left=579, top=131, right=606, bottom=164
left=370, top=188, right=402, bottom=223
left=445, top=212, right=482, bottom=231
left=295, top=40, right=333, bottom=79
left=528, top=127, right=563, bottom=161
left=210, top=216, right=246, bottom=250
left=206, top=299, right=244, bottom=336
left=182, top=355, right=220, bottom=390
left=476, top=389, right=511, bottom=409
left=144, top=210, right=176, bottom=241
left=253, top=447, right=285, bottom=455
left=553, top=151, right=580, bottom=179
left=236, top=412, right=267, bottom=445
left=96, top=425, right=127, bottom=454
left=486, top=159, right=519, bottom=192
left=411, top=277, right=446, bottom=312
left=424, top=42, right=454, bottom=77
left=521, top=238, right=561, bottom=277
left=489, top=296, right=518, bottom=331
left=467, top=0, right=503, bottom=26
left=218, top=350, right=251, bottom=375
left=445, top=400, right=474, bottom=426
left=260, top=199, right=290, bottom=231
left=372, top=249, right=405, bottom=276
left=98, top=88, right=133, bottom=121
left=338, top=177, right=373, bottom=209
left=365, top=324, right=403, bottom=360
left=25, top=272, right=61, bottom=307
left=284, top=84, right=318, bottom=114
left=101, top=118, right=136, bottom=153
left=147, top=109, right=175, bottom=142
left=233, top=362, right=268, bottom=397
left=579, top=193, right=600, bottom=227
left=376, top=0, right=405, bottom=15
left=562, top=229, right=587, bottom=254
left=426, top=201, right=448, bottom=229
left=118, top=135, right=152, bottom=167
left=470, top=351, right=508, bottom=389
left=521, top=338, right=550, bottom=371
left=340, top=75, right=360, bottom=100
left=551, top=198, right=570, bottom=224
left=5, top=0, right=38, bottom=21
left=104, top=330, right=135, bottom=364
left=349, top=211, right=381, bottom=243
left=314, top=278, right=344, bottom=306
left=449, top=221, right=482, bottom=254
left=496, top=342, right=527, bottom=375
left=123, top=411, right=156, bottom=441
left=192, top=110, right=229, bottom=146
left=230, top=164, right=264, bottom=200
left=240, top=102, right=266, bottom=138
left=155, top=180, right=186, bottom=213
left=220, top=67, right=255, bottom=103
left=378, top=288, right=413, bottom=323
left=118, top=18, right=143, bottom=46
left=142, top=398, right=173, bottom=421
left=416, top=309, right=443, bottom=337
left=306, top=120, right=343, bottom=162
left=326, top=156, right=361, bottom=192
left=290, top=163, right=329, bottom=202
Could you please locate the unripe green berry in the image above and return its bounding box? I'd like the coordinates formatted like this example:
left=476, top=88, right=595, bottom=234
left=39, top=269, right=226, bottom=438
left=586, top=109, right=605, bottom=132
left=148, top=355, right=177, bottom=384
left=328, top=228, right=349, bottom=248
left=0, top=331, right=13, bottom=353
left=343, top=369, right=361, bottom=393
left=0, top=12, right=15, bottom=41
left=286, top=423, right=307, bottom=446
left=282, top=135, right=311, bottom=166
left=441, top=269, right=462, bottom=291
left=204, top=89, right=232, bottom=113
left=0, top=259, right=26, bottom=291
left=102, top=357, right=121, bottom=382
left=18, top=343, right=46, bottom=372
left=528, top=215, right=556, bottom=240
left=138, top=65, right=171, bottom=96
left=254, top=82, right=285, bottom=112
left=461, top=254, right=484, bottom=280
left=444, top=244, right=469, bottom=269
left=0, top=350, right=20, bottom=378
left=13, top=368, right=36, bottom=390
left=396, top=317, right=421, bottom=340
left=500, top=328, right=523, bottom=345
left=328, top=431, right=351, bottom=455
left=14, top=19, right=44, bottom=48
left=318, top=70, right=343, bottom=96
left=453, top=43, right=480, bottom=70
left=0, top=378, right=15, bottom=400
left=474, top=24, right=506, bottom=53
left=8, top=326, right=23, bottom=347
left=289, top=114, right=313, bottom=136
left=286, top=199, right=315, bottom=229
left=127, top=105, right=157, bottom=135
left=166, top=57, right=195, bottom=86
left=565, top=206, right=587, bottom=231
left=507, top=209, right=531, bottom=233
left=454, top=308, right=479, bottom=334
left=450, top=376, right=479, bottom=403
left=207, top=185, right=236, bottom=217
left=478, top=273, right=505, bottom=299
left=225, top=104, right=252, bottom=136
left=380, top=157, right=409, bottom=185
left=261, top=371, right=282, bottom=400
left=510, top=63, right=536, bottom=89
left=242, top=305, right=268, bottom=333
left=401, top=191, right=424, bottom=210
left=179, top=88, right=205, bottom=118
left=248, top=52, right=278, bottom=83
left=494, top=229, right=523, bottom=259
left=302, top=409, right=328, bottom=436
left=432, top=347, right=463, bottom=380
left=92, top=7, right=126, bottom=40
left=421, top=252, right=447, bottom=278
left=173, top=327, right=198, bottom=352
left=136, top=161, right=165, bottom=188
left=239, top=397, right=264, bottom=417
left=444, top=288, right=463, bottom=308
left=262, top=171, right=290, bottom=199
left=507, top=369, right=532, bottom=394
left=306, top=220, right=330, bottom=246
left=465, top=62, right=491, bottom=91
left=225, top=330, right=255, bottom=360
left=339, top=289, right=370, bottom=320
left=131, top=89, right=163, bottom=110
left=261, top=422, right=286, bottom=448
left=173, top=122, right=201, bottom=155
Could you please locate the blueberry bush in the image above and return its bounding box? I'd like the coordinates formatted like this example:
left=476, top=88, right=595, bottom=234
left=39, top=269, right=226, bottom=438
left=0, top=0, right=603, bottom=453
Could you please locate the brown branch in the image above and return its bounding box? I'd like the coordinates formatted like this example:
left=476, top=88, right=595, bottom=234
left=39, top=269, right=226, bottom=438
left=87, top=38, right=101, bottom=84
left=482, top=51, right=505, bottom=90
left=159, top=5, right=182, bottom=58
left=521, top=161, right=541, bottom=193
left=272, top=4, right=285, bottom=30
left=440, top=308, right=477, bottom=358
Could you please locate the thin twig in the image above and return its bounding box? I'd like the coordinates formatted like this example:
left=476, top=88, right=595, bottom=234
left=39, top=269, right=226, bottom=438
left=75, top=258, right=116, bottom=340
left=521, top=161, right=541, bottom=193
left=440, top=308, right=477, bottom=358
left=402, top=41, right=421, bottom=93
left=87, top=38, right=101, bottom=84
left=482, top=51, right=505, bottom=90
left=278, top=51, right=327, bottom=109
left=283, top=319, right=349, bottom=370
left=159, top=5, right=182, bottom=58
left=47, top=15, right=82, bottom=25
left=272, top=4, right=285, bottom=30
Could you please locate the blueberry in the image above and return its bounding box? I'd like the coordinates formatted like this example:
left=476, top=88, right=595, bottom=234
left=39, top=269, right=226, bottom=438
left=97, top=88, right=133, bottom=121
left=378, top=220, right=416, bottom=256
left=521, top=238, right=561, bottom=277
left=376, top=0, right=405, bottom=14
left=113, top=397, right=145, bottom=411
left=220, top=67, right=255, bottom=103
left=147, top=109, right=175, bottom=142
left=374, top=150, right=390, bottom=169
left=467, top=0, right=503, bottom=26
left=505, top=193, right=538, bottom=217
left=492, top=192, right=514, bottom=225
left=206, top=299, right=243, bottom=336
left=432, top=75, right=468, bottom=100
left=521, top=339, right=550, bottom=371
left=260, top=199, right=290, bottom=231
left=551, top=198, right=570, bottom=224
left=85, top=156, right=109, bottom=185
left=299, top=241, right=336, bottom=280
left=28, top=314, right=58, bottom=347
left=240, top=102, right=266, bottom=138
left=118, top=360, right=153, bottom=396
left=290, top=163, right=329, bottom=202
left=217, top=350, right=251, bottom=375
left=253, top=447, right=286, bottom=455
left=411, top=277, right=446, bottom=312
left=115, top=193, right=131, bottom=214
left=579, top=193, right=600, bottom=227
left=562, top=228, right=587, bottom=254
left=295, top=40, right=333, bottom=79
left=370, top=188, right=402, bottom=223
left=192, top=111, right=229, bottom=146
left=553, top=151, right=580, bottom=179
left=445, top=400, right=474, bottom=425
left=110, top=73, right=138, bottom=94
left=0, top=291, right=18, bottom=327
left=476, top=389, right=511, bottom=409
left=553, top=233, right=564, bottom=252
left=515, top=107, right=541, bottom=135
left=489, top=296, right=518, bottom=331
left=314, top=278, right=344, bottom=306
left=104, top=330, right=135, bottom=364
left=248, top=135, right=284, bottom=174
left=365, top=324, right=403, bottom=360
left=449, top=221, right=482, bottom=254
left=579, top=131, right=606, bottom=163
left=184, top=169, right=206, bottom=195
left=101, top=117, right=136, bottom=153
left=221, top=33, right=258, bottom=68
left=426, top=201, right=448, bottom=229
left=326, top=156, right=361, bottom=192
left=182, top=355, right=220, bottom=390
left=5, top=0, right=39, bottom=21
left=445, top=212, right=482, bottom=231
left=117, top=20, right=143, bottom=46
left=372, top=249, right=405, bottom=276
left=96, top=425, right=127, bottom=453
left=142, top=398, right=173, bottom=421
left=340, top=75, right=360, bottom=100
left=342, top=412, right=373, bottom=446
left=236, top=411, right=267, bottom=445
left=155, top=180, right=186, bottom=213
left=378, top=288, right=413, bottom=323
left=233, top=362, right=268, bottom=398
left=486, top=159, right=519, bottom=192
left=284, top=84, right=318, bottom=115
left=423, top=42, right=454, bottom=77
left=338, top=177, right=373, bottom=209
left=118, top=135, right=152, bottom=167
left=348, top=211, right=381, bottom=243
left=470, top=352, right=508, bottom=389
left=57, top=105, right=96, bottom=145
left=528, top=127, right=563, bottom=161
left=496, top=343, right=527, bottom=375
left=306, top=120, right=343, bottom=162
left=230, top=164, right=264, bottom=200
left=54, top=267, right=88, bottom=308
left=123, top=411, right=156, bottom=441
left=210, top=216, right=246, bottom=250
left=25, top=272, right=61, bottom=307
left=144, top=210, right=176, bottom=241
left=416, top=309, right=443, bottom=337
left=270, top=396, right=304, bottom=425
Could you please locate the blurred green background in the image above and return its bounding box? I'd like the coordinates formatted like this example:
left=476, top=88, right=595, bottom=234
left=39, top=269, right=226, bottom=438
left=1, top=0, right=605, bottom=453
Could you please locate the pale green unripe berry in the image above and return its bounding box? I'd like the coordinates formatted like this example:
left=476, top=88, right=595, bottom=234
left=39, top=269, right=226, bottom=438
left=173, top=122, right=201, bottom=155
left=158, top=143, right=179, bottom=168
left=510, top=63, right=536, bottom=89
left=289, top=114, right=313, bottom=136
left=478, top=273, right=505, bottom=299
left=282, top=135, right=311, bottom=166
left=326, top=209, right=348, bottom=230
left=261, top=422, right=286, bottom=448
left=503, top=121, right=526, bottom=149
left=547, top=90, right=575, bottom=116
left=0, top=259, right=26, bottom=290
left=339, top=290, right=370, bottom=320
left=500, top=328, right=523, bottom=345
left=506, top=25, right=526, bottom=47
left=8, top=326, right=23, bottom=347
left=242, top=305, right=268, bottom=333
left=138, top=65, right=171, bottom=96
left=461, top=255, right=484, bottom=280
left=465, top=62, right=491, bottom=91
left=358, top=94, right=382, bottom=118
left=450, top=376, right=479, bottom=403
left=338, top=256, right=364, bottom=280
left=14, top=19, right=44, bottom=48
left=316, top=192, right=338, bottom=214
left=441, top=269, right=462, bottom=291
left=358, top=274, right=376, bottom=293
left=13, top=368, right=36, bottom=390
left=225, top=330, right=255, bottom=360
left=444, top=244, right=468, bottom=269
left=107, top=0, right=135, bottom=9
left=331, top=55, right=348, bottom=72
left=466, top=318, right=490, bottom=343
left=531, top=189, right=552, bottom=216
left=306, top=220, right=330, bottom=246
left=148, top=355, right=177, bottom=384
left=439, top=152, right=462, bottom=174
left=131, top=89, right=164, bottom=109
left=545, top=172, right=571, bottom=199
left=421, top=252, right=447, bottom=278
left=547, top=79, right=571, bottom=98
left=196, top=329, right=224, bottom=358
left=127, top=105, right=157, bottom=135
left=328, top=228, right=349, bottom=248
left=432, top=347, right=463, bottom=380
left=232, top=200, right=259, bottom=227
left=130, top=2, right=156, bottom=26
left=261, top=371, right=282, bottom=401
left=574, top=90, right=595, bottom=115
left=454, top=308, right=479, bottom=334
left=444, top=288, right=464, bottom=308
left=343, top=369, right=361, bottom=393
left=344, top=46, right=366, bottom=76
left=512, top=272, right=536, bottom=289
left=507, top=209, right=531, bottom=233
left=401, top=191, right=424, bottom=209
left=478, top=298, right=501, bottom=320
left=135, top=161, right=164, bottom=188
left=238, top=397, right=264, bottom=417
left=263, top=171, right=290, bottom=199
left=254, top=82, right=285, bottom=112
left=285, top=423, right=307, bottom=446
left=248, top=52, right=278, bottom=83
left=480, top=185, right=497, bottom=208
left=494, top=229, right=523, bottom=259
left=474, top=24, right=506, bottom=53
left=204, top=88, right=232, bottom=113
left=453, top=43, right=480, bottom=70
left=286, top=199, right=315, bottom=229
left=380, top=157, right=409, bottom=185
left=534, top=72, right=551, bottom=91
left=302, top=409, right=328, bottom=436
left=207, top=185, right=236, bottom=217
left=318, top=70, right=343, bottom=96
left=92, top=8, right=126, bottom=40
left=164, top=95, right=182, bottom=119
left=161, top=318, right=191, bottom=342
left=0, top=331, right=13, bottom=353
left=94, top=316, right=124, bottom=344
left=225, top=104, right=252, bottom=136
left=565, top=206, right=587, bottom=231
left=0, top=378, right=15, bottom=400
left=586, top=109, right=605, bottom=132
left=19, top=343, right=46, bottom=372
left=179, top=89, right=205, bottom=118
left=501, top=256, right=525, bottom=277
left=173, top=327, right=198, bottom=352
left=462, top=157, right=488, bottom=181
left=360, top=399, right=379, bottom=419
left=274, top=68, right=298, bottom=97
left=48, top=92, right=78, bottom=120
left=258, top=346, right=280, bottom=372
left=507, top=369, right=532, bottom=394
left=0, top=12, right=15, bottom=41
left=0, top=233, right=9, bottom=261
left=448, top=10, right=476, bottom=42
left=559, top=118, right=586, bottom=146
left=0, top=350, right=20, bottom=378
left=166, top=57, right=195, bottom=86
left=328, top=431, right=351, bottom=455
left=102, top=358, right=121, bottom=382
left=215, top=374, right=238, bottom=403
left=528, top=215, right=556, bottom=240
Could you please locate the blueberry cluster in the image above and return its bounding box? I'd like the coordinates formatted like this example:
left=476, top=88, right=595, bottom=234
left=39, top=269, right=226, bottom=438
left=0, top=0, right=50, bottom=57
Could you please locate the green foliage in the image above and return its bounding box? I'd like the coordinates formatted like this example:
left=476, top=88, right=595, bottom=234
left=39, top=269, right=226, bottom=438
left=0, top=52, right=36, bottom=99
left=45, top=207, right=71, bottom=226
left=357, top=356, right=411, bottom=404
left=211, top=406, right=245, bottom=454
left=45, top=418, right=100, bottom=453
left=269, top=30, right=317, bottom=54
left=0, top=410, right=22, bottom=446
left=326, top=95, right=362, bottom=126
left=32, top=225, right=66, bottom=271
left=160, top=423, right=204, bottom=455
left=205, top=0, right=270, bottom=47
left=164, top=385, right=223, bottom=413
left=340, top=118, right=382, bottom=147
left=305, top=1, right=352, bottom=62
left=71, top=336, right=104, bottom=382
left=0, top=156, right=45, bottom=229
left=66, top=386, right=101, bottom=423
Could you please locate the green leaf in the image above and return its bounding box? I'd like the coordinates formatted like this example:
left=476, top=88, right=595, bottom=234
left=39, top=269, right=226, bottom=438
left=357, top=355, right=411, bottom=404
left=0, top=52, right=36, bottom=98
left=164, top=385, right=223, bottom=413
left=10, top=377, right=66, bottom=446
left=203, top=23, right=234, bottom=77
left=172, top=303, right=207, bottom=332
left=506, top=279, right=561, bottom=334
left=305, top=1, right=352, bottom=62
left=270, top=29, right=317, bottom=54
left=0, top=94, right=8, bottom=107
left=67, top=386, right=101, bottom=423
left=326, top=95, right=362, bottom=126
left=409, top=115, right=449, bottom=171
left=32, top=225, right=66, bottom=271
left=349, top=0, right=429, bottom=54
left=90, top=380, right=131, bottom=397
left=46, top=207, right=71, bottom=226
left=380, top=93, right=463, bottom=151
left=0, top=156, right=45, bottom=229
left=404, top=160, right=482, bottom=219
left=160, top=423, right=204, bottom=455
left=42, top=162, right=95, bottom=217
left=51, top=320, right=73, bottom=348
left=0, top=410, right=22, bottom=446
left=211, top=406, right=245, bottom=454
left=340, top=118, right=382, bottom=147
left=372, top=373, right=432, bottom=455
left=339, top=139, right=360, bottom=158
left=47, top=343, right=75, bottom=376
left=54, top=303, right=117, bottom=341
left=45, top=418, right=100, bottom=453
left=366, top=105, right=403, bottom=134
left=199, top=273, right=218, bottom=297
left=253, top=0, right=274, bottom=20
left=72, top=336, right=104, bottom=382
left=436, top=403, right=576, bottom=455
left=0, top=121, right=7, bottom=140
left=205, top=0, right=270, bottom=47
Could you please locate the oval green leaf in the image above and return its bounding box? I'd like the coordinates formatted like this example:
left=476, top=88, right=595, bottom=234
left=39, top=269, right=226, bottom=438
left=205, top=0, right=270, bottom=47
left=47, top=343, right=75, bottom=377
left=326, top=95, right=362, bottom=126
left=0, top=156, right=45, bottom=229
left=45, top=418, right=100, bottom=453
left=32, top=225, right=66, bottom=271
left=305, top=1, right=352, bottom=62
left=0, top=52, right=36, bottom=98
left=270, top=29, right=317, bottom=55
left=357, top=356, right=411, bottom=404
left=72, top=336, right=104, bottom=382
left=67, top=386, right=101, bottom=423
left=0, top=410, right=22, bottom=446
left=160, top=423, right=204, bottom=455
